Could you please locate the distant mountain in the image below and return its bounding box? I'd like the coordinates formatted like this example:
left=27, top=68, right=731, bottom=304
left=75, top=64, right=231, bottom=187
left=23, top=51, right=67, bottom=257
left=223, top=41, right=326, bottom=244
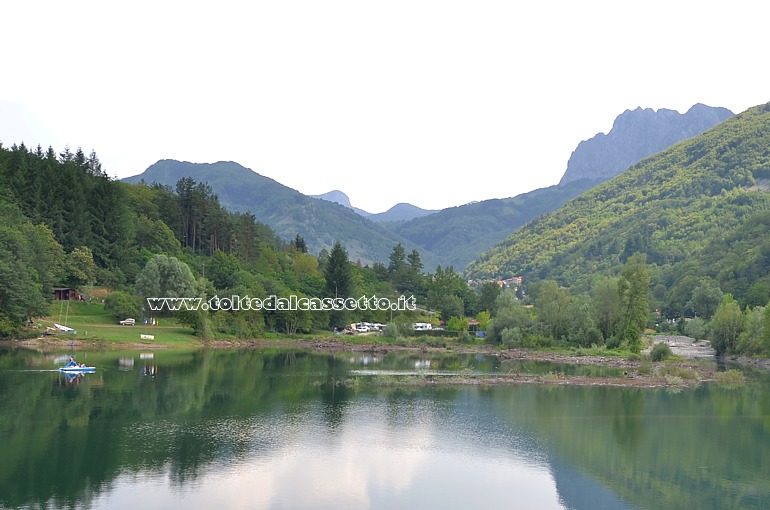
left=466, top=102, right=770, bottom=310
left=309, top=190, right=371, bottom=217
left=559, top=103, right=733, bottom=185
left=311, top=190, right=354, bottom=208
left=123, top=160, right=437, bottom=267
left=368, top=203, right=438, bottom=223
left=312, top=190, right=437, bottom=222
left=387, top=104, right=733, bottom=271
left=386, top=179, right=598, bottom=270
left=121, top=104, right=734, bottom=272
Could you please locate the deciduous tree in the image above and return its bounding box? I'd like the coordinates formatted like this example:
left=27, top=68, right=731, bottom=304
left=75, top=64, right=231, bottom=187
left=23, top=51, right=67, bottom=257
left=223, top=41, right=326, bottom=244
left=711, top=294, right=744, bottom=354
left=617, top=253, right=650, bottom=352
left=135, top=254, right=197, bottom=300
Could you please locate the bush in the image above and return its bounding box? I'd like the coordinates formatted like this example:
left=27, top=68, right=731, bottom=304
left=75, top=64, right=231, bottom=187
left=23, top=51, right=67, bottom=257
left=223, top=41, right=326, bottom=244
left=382, top=321, right=415, bottom=338
left=684, top=317, right=708, bottom=340
left=457, top=331, right=473, bottom=344
left=0, top=316, right=19, bottom=339
left=521, top=333, right=555, bottom=349
left=103, top=291, right=141, bottom=320
left=637, top=359, right=653, bottom=375
left=501, top=327, right=523, bottom=348
left=735, top=332, right=764, bottom=356
left=658, top=364, right=700, bottom=381
left=650, top=342, right=673, bottom=362
left=382, top=322, right=400, bottom=338
left=715, top=369, right=745, bottom=385
left=410, top=329, right=460, bottom=338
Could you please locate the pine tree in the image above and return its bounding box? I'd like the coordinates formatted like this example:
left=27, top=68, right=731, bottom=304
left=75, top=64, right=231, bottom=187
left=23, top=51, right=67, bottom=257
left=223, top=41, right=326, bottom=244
left=324, top=242, right=352, bottom=298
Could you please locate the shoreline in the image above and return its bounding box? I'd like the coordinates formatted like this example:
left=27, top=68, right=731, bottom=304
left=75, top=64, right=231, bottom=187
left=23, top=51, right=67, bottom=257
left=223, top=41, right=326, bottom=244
left=1, top=334, right=740, bottom=389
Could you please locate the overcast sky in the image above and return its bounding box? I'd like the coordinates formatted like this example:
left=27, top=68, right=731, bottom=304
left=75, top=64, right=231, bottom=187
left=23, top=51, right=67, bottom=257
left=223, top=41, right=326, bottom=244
left=1, top=1, right=768, bottom=213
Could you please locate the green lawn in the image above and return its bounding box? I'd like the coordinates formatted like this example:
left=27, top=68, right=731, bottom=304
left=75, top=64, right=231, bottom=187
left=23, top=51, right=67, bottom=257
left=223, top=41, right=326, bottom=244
left=39, top=301, right=198, bottom=347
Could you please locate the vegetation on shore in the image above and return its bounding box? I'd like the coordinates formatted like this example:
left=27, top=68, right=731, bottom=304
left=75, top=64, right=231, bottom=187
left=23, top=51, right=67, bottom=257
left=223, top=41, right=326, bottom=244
left=3, top=104, right=770, bottom=362
left=467, top=103, right=770, bottom=336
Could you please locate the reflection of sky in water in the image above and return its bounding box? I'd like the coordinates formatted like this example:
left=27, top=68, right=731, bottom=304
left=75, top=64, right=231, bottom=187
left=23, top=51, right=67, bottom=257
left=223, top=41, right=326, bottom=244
left=98, top=393, right=563, bottom=509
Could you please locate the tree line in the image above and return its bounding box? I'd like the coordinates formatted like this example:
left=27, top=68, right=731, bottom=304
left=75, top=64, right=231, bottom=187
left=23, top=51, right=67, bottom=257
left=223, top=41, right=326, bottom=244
left=0, top=142, right=479, bottom=337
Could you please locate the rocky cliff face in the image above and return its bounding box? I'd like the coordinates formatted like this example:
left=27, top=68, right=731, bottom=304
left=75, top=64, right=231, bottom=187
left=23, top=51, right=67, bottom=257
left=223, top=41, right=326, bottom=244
left=559, top=104, right=733, bottom=185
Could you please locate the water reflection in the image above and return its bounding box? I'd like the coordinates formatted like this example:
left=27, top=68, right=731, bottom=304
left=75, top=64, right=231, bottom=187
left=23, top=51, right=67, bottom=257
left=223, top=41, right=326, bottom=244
left=0, top=348, right=768, bottom=509
left=96, top=395, right=564, bottom=510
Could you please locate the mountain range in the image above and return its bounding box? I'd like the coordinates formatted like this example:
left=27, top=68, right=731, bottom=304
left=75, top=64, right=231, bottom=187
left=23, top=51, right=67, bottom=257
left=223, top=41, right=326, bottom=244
left=381, top=103, right=733, bottom=270
left=122, top=103, right=733, bottom=271
left=310, top=190, right=438, bottom=222
left=121, top=160, right=437, bottom=267
left=466, top=101, right=770, bottom=312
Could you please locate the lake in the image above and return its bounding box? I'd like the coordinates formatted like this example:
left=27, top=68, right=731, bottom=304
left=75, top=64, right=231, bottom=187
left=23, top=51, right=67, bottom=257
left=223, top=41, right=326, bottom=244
left=1, top=347, right=769, bottom=509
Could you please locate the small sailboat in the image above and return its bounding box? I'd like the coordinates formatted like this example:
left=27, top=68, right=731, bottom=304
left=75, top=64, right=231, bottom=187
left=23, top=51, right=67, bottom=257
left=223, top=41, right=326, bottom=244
left=54, top=323, right=77, bottom=334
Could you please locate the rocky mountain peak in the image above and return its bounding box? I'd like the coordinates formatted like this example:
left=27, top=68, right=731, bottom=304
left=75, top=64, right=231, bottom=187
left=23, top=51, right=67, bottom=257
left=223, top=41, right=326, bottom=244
left=559, top=104, right=733, bottom=185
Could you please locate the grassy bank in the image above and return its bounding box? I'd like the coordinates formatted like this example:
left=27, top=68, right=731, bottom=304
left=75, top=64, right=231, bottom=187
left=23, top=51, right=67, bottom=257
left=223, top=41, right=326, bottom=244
left=26, top=300, right=461, bottom=350
left=33, top=301, right=197, bottom=347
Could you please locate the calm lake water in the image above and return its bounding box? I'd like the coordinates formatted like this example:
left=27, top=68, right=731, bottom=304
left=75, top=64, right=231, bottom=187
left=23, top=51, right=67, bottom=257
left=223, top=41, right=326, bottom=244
left=1, top=347, right=769, bottom=510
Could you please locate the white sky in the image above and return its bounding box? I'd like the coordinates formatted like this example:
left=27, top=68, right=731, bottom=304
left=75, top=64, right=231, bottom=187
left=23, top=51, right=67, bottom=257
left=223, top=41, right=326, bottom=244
left=1, top=1, right=768, bottom=213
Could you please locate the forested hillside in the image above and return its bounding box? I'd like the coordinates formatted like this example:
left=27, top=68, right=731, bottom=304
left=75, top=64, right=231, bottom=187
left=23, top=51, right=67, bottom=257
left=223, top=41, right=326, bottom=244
left=0, top=144, right=480, bottom=337
left=387, top=104, right=732, bottom=271
left=389, top=179, right=598, bottom=270
left=467, top=102, right=770, bottom=319
left=123, top=160, right=437, bottom=267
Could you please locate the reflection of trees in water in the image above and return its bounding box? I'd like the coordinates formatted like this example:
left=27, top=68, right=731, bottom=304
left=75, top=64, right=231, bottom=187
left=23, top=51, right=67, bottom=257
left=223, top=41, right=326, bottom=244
left=319, top=357, right=353, bottom=431
left=321, top=398, right=349, bottom=431
left=611, top=388, right=644, bottom=455
left=497, top=384, right=770, bottom=510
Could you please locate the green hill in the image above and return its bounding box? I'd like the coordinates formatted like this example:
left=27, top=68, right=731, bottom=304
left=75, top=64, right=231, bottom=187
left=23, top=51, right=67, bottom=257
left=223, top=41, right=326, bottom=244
left=123, top=160, right=437, bottom=267
left=466, top=102, right=770, bottom=313
left=387, top=104, right=731, bottom=271
left=387, top=179, right=598, bottom=270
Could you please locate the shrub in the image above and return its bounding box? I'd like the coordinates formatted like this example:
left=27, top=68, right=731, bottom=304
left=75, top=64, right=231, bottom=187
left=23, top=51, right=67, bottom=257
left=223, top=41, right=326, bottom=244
left=522, top=333, right=555, bottom=349
left=457, top=331, right=473, bottom=344
left=103, top=291, right=140, bottom=320
left=684, top=317, right=708, bottom=340
left=0, top=316, right=19, bottom=339
left=382, top=322, right=400, bottom=338
left=715, top=369, right=745, bottom=385
left=656, top=364, right=700, bottom=382
left=735, top=331, right=764, bottom=356
left=650, top=342, right=673, bottom=362
left=541, top=371, right=564, bottom=383
left=501, top=327, right=523, bottom=348
left=637, top=359, right=653, bottom=375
